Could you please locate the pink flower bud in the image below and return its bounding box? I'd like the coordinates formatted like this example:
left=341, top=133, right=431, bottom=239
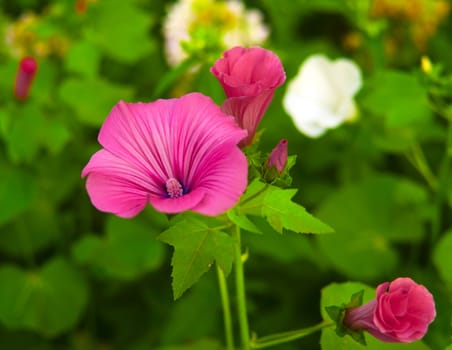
left=268, top=139, right=288, bottom=173
left=14, top=57, right=38, bottom=101
left=210, top=46, right=286, bottom=147
left=344, top=277, right=436, bottom=343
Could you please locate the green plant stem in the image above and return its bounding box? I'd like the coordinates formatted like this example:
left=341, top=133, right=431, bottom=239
left=250, top=321, right=334, bottom=349
left=216, top=264, right=234, bottom=350
left=233, top=224, right=250, bottom=350
left=407, top=142, right=438, bottom=191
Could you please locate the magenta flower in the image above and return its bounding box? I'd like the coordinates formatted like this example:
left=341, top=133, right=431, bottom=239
left=267, top=139, right=288, bottom=174
left=82, top=92, right=248, bottom=217
left=344, top=277, right=436, bottom=343
left=210, top=46, right=286, bottom=146
left=14, top=56, right=38, bottom=101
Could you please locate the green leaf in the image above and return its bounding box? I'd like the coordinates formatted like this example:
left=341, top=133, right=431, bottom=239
left=363, top=70, right=432, bottom=127
left=58, top=77, right=133, bottom=126
left=87, top=0, right=153, bottom=63
left=72, top=216, right=165, bottom=280
left=227, top=208, right=262, bottom=234
left=320, top=282, right=432, bottom=350
left=0, top=166, right=35, bottom=227
left=158, top=217, right=234, bottom=299
left=0, top=258, right=88, bottom=336
left=262, top=188, right=334, bottom=234
left=65, top=40, right=101, bottom=78
left=433, top=229, right=452, bottom=289
left=316, top=175, right=427, bottom=279
left=239, top=180, right=333, bottom=234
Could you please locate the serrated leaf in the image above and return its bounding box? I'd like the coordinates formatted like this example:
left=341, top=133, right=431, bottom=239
left=262, top=188, right=334, bottom=234
left=158, top=218, right=234, bottom=299
left=239, top=180, right=333, bottom=234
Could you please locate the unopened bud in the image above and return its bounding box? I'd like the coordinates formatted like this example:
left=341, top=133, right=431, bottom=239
left=14, top=56, right=38, bottom=101
left=267, top=139, right=288, bottom=174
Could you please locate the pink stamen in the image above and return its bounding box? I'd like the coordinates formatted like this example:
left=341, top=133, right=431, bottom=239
left=166, top=178, right=183, bottom=198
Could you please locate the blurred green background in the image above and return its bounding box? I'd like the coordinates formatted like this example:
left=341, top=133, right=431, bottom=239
left=1, top=0, right=452, bottom=349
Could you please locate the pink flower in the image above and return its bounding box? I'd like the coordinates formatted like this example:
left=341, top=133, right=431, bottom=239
left=267, top=139, right=288, bottom=173
left=210, top=46, right=286, bottom=146
left=14, top=57, right=38, bottom=101
left=344, top=277, right=436, bottom=343
left=82, top=92, right=248, bottom=217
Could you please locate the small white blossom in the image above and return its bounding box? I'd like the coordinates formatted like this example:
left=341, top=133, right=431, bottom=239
left=283, top=54, right=362, bottom=138
left=163, top=0, right=269, bottom=66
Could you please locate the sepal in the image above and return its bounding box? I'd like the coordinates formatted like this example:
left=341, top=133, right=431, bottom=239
left=325, top=290, right=367, bottom=346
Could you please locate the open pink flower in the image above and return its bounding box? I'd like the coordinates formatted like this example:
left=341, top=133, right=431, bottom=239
left=14, top=56, right=38, bottom=101
left=211, top=46, right=285, bottom=146
left=344, top=277, right=436, bottom=343
left=82, top=92, right=248, bottom=217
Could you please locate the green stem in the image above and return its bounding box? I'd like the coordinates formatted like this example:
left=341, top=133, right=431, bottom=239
left=216, top=264, right=235, bottom=350
left=407, top=143, right=438, bottom=191
left=233, top=224, right=250, bottom=350
left=250, top=321, right=334, bottom=349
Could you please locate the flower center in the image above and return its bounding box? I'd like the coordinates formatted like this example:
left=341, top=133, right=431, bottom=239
left=165, top=177, right=184, bottom=198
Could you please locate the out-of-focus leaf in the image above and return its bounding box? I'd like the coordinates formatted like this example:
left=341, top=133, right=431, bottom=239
left=58, top=77, right=133, bottom=126
left=158, top=217, right=234, bottom=299
left=321, top=282, right=432, bottom=350
left=160, top=274, right=220, bottom=345
left=0, top=166, right=35, bottom=227
left=5, top=104, right=71, bottom=162
left=65, top=40, right=101, bottom=78
left=0, top=258, right=88, bottom=336
left=157, top=339, right=224, bottom=350
left=72, top=216, right=165, bottom=280
left=87, top=0, right=153, bottom=63
left=433, top=230, right=452, bottom=289
left=363, top=70, right=432, bottom=127
left=316, top=175, right=428, bottom=279
left=0, top=203, right=59, bottom=257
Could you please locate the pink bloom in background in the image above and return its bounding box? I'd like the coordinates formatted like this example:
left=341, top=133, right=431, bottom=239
left=344, top=277, right=436, bottom=343
left=14, top=56, right=38, bottom=101
left=267, top=139, right=288, bottom=173
left=211, top=46, right=285, bottom=147
left=82, top=92, right=248, bottom=217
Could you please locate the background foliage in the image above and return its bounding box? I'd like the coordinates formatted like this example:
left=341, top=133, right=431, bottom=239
left=0, top=0, right=452, bottom=349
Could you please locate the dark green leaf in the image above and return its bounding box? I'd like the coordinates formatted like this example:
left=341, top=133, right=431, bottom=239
left=0, top=258, right=88, bottom=336
left=72, top=216, right=165, bottom=280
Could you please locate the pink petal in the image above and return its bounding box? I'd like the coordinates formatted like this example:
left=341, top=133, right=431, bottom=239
left=149, top=189, right=205, bottom=214
left=170, top=93, right=247, bottom=187
left=82, top=149, right=161, bottom=218
left=98, top=99, right=176, bottom=183
left=190, top=147, right=248, bottom=216
left=222, top=89, right=274, bottom=146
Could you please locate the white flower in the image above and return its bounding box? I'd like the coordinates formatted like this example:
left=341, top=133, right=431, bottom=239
left=283, top=54, right=362, bottom=138
left=162, top=0, right=269, bottom=66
